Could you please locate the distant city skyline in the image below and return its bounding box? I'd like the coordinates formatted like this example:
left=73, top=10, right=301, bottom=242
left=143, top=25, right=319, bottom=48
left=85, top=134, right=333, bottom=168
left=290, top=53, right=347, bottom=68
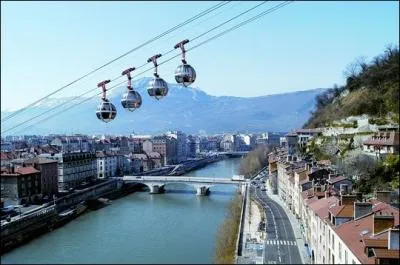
left=1, top=1, right=399, bottom=111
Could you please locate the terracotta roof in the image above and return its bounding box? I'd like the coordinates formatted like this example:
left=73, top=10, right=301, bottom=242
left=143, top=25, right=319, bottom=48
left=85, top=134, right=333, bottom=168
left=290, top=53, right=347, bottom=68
left=311, top=196, right=339, bottom=220
left=305, top=196, right=319, bottom=205
left=335, top=214, right=375, bottom=264
left=370, top=201, right=400, bottom=224
left=372, top=248, right=400, bottom=259
left=15, top=166, right=40, bottom=175
left=363, top=132, right=399, bottom=146
left=335, top=212, right=400, bottom=265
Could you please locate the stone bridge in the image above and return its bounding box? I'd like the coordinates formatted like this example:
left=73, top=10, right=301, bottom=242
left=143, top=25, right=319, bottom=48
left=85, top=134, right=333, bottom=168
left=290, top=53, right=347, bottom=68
left=122, top=176, right=248, bottom=196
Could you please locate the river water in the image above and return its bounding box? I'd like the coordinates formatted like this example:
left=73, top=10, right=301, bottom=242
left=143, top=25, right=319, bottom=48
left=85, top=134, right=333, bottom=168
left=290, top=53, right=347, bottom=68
left=2, top=158, right=241, bottom=264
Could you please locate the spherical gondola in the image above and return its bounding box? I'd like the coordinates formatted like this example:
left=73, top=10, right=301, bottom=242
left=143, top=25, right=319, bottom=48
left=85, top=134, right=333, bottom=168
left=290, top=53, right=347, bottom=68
left=147, top=77, right=169, bottom=100
left=96, top=99, right=117, bottom=123
left=174, top=39, right=196, bottom=87
left=174, top=63, right=196, bottom=87
left=147, top=54, right=169, bottom=100
left=121, top=67, right=142, bottom=111
left=96, top=80, right=117, bottom=123
left=121, top=90, right=142, bottom=111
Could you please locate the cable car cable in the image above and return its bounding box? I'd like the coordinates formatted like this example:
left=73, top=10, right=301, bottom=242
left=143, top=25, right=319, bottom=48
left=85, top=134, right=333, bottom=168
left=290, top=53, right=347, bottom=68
left=2, top=1, right=273, bottom=132
left=7, top=1, right=293, bottom=134
left=1, top=1, right=230, bottom=123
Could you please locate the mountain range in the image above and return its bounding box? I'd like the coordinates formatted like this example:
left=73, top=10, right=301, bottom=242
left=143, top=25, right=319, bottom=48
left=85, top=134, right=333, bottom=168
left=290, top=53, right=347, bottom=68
left=1, top=77, right=326, bottom=135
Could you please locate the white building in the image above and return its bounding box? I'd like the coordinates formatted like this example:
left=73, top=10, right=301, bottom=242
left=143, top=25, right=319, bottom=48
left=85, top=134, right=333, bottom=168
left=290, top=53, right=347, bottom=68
left=96, top=151, right=118, bottom=179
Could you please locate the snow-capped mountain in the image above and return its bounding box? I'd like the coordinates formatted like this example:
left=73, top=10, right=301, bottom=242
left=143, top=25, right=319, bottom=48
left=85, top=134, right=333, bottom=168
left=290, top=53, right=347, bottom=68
left=1, top=77, right=326, bottom=135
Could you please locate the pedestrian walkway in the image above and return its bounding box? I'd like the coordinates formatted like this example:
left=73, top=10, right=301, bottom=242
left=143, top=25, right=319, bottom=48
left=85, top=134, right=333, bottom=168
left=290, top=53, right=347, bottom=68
left=265, top=239, right=297, bottom=246
left=265, top=181, right=310, bottom=264
left=237, top=186, right=265, bottom=264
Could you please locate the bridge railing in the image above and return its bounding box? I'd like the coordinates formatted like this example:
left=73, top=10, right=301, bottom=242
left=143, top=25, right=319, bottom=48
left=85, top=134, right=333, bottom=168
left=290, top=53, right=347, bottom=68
left=123, top=176, right=246, bottom=184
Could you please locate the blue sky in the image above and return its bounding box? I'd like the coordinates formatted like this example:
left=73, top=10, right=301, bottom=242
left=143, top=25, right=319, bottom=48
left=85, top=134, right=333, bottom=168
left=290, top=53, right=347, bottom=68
left=1, top=1, right=399, bottom=111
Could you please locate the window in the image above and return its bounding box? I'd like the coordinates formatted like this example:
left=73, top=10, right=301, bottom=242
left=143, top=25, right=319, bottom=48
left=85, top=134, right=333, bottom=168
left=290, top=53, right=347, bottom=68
left=339, top=242, right=342, bottom=260
left=345, top=250, right=348, bottom=264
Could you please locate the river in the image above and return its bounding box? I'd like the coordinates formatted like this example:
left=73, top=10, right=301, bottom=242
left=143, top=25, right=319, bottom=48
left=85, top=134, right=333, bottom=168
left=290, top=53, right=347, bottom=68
left=2, top=158, right=241, bottom=264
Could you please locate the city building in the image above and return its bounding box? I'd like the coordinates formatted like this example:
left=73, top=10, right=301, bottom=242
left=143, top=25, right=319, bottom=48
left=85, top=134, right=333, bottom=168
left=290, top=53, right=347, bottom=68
left=96, top=151, right=118, bottom=179
left=132, top=153, right=152, bottom=172
left=39, top=152, right=97, bottom=191
left=363, top=131, right=399, bottom=156
left=24, top=157, right=58, bottom=198
left=152, top=135, right=177, bottom=165
left=1, top=166, right=42, bottom=204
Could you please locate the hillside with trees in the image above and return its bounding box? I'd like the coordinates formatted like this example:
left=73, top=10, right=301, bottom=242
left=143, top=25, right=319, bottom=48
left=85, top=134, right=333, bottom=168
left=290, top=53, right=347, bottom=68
left=301, top=45, right=399, bottom=195
left=304, top=45, right=399, bottom=128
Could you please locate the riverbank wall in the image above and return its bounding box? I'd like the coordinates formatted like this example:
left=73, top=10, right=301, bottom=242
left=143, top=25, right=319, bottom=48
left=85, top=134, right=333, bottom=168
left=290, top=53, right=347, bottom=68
left=1, top=155, right=229, bottom=255
left=0, top=179, right=120, bottom=254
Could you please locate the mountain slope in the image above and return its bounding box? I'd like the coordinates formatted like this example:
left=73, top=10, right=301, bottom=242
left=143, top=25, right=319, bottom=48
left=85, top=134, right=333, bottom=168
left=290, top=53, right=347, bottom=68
left=1, top=77, right=325, bottom=135
left=304, top=45, right=399, bottom=128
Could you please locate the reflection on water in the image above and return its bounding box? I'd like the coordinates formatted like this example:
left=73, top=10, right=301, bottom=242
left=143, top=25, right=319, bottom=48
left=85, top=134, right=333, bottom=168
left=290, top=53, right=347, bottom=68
left=1, top=158, right=241, bottom=264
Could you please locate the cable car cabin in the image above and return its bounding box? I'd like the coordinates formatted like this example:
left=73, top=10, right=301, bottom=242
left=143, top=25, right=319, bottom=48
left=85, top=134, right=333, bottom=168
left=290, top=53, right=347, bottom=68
left=175, top=64, right=196, bottom=87
left=121, top=90, right=142, bottom=111
left=147, top=77, right=169, bottom=100
left=96, top=100, right=117, bottom=122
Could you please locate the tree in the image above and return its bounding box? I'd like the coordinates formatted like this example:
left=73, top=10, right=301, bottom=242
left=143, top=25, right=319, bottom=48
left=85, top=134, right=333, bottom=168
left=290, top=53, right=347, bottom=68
left=239, top=145, right=271, bottom=178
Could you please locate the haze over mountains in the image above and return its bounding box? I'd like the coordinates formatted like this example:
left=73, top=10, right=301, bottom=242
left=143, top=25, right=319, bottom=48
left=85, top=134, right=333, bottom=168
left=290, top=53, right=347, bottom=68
left=1, top=77, right=326, bottom=135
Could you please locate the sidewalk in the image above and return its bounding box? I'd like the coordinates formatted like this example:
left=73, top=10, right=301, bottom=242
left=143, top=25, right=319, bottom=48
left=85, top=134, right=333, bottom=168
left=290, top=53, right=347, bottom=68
left=265, top=181, right=310, bottom=264
left=238, top=189, right=265, bottom=264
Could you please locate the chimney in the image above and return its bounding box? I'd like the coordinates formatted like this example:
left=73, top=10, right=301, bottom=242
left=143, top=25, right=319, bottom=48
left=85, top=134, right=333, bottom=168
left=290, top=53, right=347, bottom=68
left=374, top=190, right=391, bottom=204
left=325, top=190, right=330, bottom=199
left=388, top=229, right=399, bottom=250
left=373, top=215, right=394, bottom=235
left=354, top=202, right=373, bottom=219
left=340, top=194, right=357, bottom=206
left=340, top=184, right=348, bottom=195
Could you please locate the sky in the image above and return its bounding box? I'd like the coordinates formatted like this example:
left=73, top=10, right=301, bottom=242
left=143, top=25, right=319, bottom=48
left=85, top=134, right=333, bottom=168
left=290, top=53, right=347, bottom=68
left=1, top=1, right=399, bottom=111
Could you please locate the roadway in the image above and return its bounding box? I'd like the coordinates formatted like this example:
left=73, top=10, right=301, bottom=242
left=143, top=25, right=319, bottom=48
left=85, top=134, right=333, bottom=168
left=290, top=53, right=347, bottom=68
left=250, top=173, right=303, bottom=264
left=122, top=176, right=246, bottom=185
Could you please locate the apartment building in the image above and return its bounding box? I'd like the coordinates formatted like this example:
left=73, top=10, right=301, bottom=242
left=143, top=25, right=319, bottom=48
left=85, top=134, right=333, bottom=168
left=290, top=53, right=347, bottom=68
left=96, top=151, right=118, bottom=179
left=39, top=152, right=97, bottom=191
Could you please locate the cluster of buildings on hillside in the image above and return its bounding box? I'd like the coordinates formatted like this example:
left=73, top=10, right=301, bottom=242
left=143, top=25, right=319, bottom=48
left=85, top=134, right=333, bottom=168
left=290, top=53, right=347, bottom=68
left=266, top=128, right=399, bottom=264
left=0, top=131, right=282, bottom=207
left=282, top=125, right=399, bottom=159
